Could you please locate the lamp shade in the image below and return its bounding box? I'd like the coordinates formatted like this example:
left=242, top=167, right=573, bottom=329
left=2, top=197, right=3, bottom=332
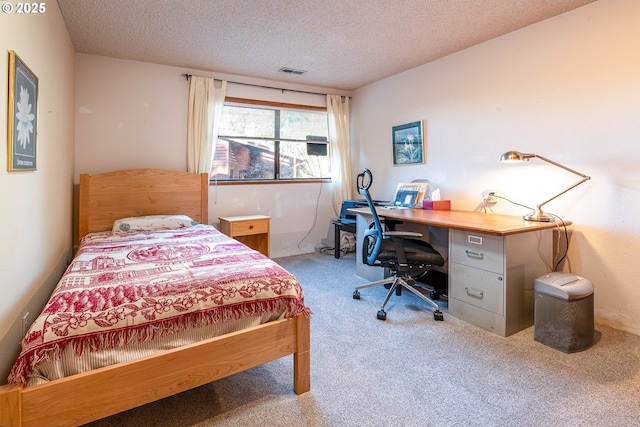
left=500, top=151, right=533, bottom=162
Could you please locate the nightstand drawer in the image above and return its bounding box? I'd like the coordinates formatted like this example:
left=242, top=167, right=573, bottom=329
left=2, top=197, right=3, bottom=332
left=450, top=230, right=503, bottom=273
left=450, top=262, right=504, bottom=315
left=231, top=219, right=269, bottom=236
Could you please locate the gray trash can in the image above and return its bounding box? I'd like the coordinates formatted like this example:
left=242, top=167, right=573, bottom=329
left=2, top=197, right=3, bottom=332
left=534, top=272, right=594, bottom=353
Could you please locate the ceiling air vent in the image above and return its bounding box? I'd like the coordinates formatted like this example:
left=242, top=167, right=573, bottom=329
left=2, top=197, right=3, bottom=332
left=278, top=67, right=307, bottom=75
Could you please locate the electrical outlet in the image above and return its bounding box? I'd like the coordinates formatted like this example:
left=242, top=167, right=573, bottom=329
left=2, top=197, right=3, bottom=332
left=482, top=189, right=498, bottom=206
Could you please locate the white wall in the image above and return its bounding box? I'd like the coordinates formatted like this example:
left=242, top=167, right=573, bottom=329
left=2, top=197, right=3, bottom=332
left=0, top=0, right=76, bottom=380
left=74, top=54, right=342, bottom=258
left=351, top=0, right=640, bottom=335
left=75, top=55, right=187, bottom=173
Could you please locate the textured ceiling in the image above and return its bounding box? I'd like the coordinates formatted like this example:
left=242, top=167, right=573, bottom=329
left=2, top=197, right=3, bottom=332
left=57, top=0, right=595, bottom=91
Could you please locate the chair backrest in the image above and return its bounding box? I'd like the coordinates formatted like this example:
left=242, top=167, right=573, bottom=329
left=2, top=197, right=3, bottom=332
left=356, top=169, right=384, bottom=266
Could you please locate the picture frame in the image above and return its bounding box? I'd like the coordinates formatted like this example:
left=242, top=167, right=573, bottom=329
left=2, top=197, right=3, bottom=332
left=392, top=120, right=425, bottom=166
left=7, top=50, right=38, bottom=171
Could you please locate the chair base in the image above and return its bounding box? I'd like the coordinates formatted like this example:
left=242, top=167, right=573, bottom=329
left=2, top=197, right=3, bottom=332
left=353, top=275, right=444, bottom=321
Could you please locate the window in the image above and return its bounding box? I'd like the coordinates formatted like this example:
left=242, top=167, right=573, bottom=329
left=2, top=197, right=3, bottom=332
left=212, top=101, right=331, bottom=181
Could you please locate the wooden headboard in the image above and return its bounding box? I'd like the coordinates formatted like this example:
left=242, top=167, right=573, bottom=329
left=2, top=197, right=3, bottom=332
left=78, top=169, right=209, bottom=239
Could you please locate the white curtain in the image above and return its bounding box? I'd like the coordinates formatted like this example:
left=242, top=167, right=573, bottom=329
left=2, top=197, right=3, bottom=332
left=327, top=95, right=352, bottom=216
left=187, top=77, right=227, bottom=175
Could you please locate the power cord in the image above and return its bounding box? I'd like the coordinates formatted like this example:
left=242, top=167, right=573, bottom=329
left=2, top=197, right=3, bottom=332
left=297, top=179, right=324, bottom=252
left=481, top=197, right=495, bottom=213
left=489, top=193, right=534, bottom=212
left=547, top=212, right=569, bottom=272
left=490, top=193, right=570, bottom=272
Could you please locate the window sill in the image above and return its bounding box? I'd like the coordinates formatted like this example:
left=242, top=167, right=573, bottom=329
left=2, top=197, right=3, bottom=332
left=209, top=179, right=331, bottom=186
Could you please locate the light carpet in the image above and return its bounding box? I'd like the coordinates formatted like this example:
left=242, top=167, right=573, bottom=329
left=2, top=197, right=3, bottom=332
left=85, top=252, right=640, bottom=427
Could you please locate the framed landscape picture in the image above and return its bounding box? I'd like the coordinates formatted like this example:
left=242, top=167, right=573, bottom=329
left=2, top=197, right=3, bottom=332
left=7, top=50, right=38, bottom=171
left=392, top=120, right=425, bottom=166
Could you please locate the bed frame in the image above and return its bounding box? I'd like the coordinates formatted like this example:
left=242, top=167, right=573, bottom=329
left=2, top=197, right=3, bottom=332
left=0, top=168, right=310, bottom=427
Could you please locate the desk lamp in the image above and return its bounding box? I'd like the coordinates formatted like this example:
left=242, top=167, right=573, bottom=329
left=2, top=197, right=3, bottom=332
left=500, top=151, right=591, bottom=222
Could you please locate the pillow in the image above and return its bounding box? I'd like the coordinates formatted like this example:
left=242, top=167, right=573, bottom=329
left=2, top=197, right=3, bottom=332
left=113, top=215, right=199, bottom=233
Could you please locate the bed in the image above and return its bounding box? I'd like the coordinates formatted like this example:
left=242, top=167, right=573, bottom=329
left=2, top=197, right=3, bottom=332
left=0, top=168, right=311, bottom=427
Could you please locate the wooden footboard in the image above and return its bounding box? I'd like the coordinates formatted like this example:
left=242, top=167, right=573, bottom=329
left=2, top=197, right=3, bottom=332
left=0, top=315, right=310, bottom=427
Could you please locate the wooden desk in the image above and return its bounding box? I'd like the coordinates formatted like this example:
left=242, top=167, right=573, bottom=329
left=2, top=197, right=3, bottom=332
left=351, top=208, right=569, bottom=336
left=331, top=219, right=356, bottom=259
left=350, top=207, right=565, bottom=236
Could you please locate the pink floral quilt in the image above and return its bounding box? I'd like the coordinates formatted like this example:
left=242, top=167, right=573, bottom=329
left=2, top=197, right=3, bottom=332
left=9, top=225, right=308, bottom=385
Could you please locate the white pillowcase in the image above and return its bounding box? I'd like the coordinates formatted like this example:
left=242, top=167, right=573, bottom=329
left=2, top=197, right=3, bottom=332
left=112, top=215, right=198, bottom=233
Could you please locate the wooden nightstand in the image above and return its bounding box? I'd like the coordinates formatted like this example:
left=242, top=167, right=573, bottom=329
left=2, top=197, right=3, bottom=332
left=218, top=215, right=271, bottom=257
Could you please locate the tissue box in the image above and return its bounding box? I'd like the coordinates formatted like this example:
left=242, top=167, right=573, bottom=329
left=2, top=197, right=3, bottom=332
left=423, top=200, right=450, bottom=210
left=433, top=200, right=451, bottom=210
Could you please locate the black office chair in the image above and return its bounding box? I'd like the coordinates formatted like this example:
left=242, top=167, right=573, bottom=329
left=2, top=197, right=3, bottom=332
left=352, top=168, right=446, bottom=321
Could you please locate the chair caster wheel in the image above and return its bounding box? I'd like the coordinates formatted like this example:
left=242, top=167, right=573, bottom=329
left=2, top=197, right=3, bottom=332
left=430, top=291, right=441, bottom=300
left=434, top=310, right=444, bottom=321
left=377, top=310, right=387, bottom=320
left=353, top=290, right=361, bottom=299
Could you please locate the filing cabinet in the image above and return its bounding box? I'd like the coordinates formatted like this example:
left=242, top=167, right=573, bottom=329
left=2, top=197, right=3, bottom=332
left=448, top=229, right=552, bottom=337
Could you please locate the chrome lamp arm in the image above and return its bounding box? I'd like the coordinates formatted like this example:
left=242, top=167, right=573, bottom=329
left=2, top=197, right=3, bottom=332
left=500, top=151, right=591, bottom=222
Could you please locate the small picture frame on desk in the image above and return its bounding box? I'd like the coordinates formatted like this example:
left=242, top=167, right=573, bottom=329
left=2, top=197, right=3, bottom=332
left=393, top=190, right=419, bottom=207
left=392, top=120, right=425, bottom=166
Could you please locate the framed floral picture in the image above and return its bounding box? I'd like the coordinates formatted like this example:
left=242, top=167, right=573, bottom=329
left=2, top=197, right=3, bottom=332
left=7, top=50, right=38, bottom=171
left=392, top=120, right=425, bottom=166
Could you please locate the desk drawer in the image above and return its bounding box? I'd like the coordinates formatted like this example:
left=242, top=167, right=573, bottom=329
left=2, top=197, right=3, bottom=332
left=231, top=219, right=269, bottom=236
left=449, top=298, right=506, bottom=337
left=450, top=230, right=503, bottom=273
left=450, top=262, right=504, bottom=315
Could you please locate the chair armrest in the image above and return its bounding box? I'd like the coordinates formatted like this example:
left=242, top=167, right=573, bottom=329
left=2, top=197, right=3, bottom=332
left=383, top=230, right=423, bottom=238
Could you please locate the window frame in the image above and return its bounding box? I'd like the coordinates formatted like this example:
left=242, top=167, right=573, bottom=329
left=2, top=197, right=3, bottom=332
left=212, top=97, right=331, bottom=184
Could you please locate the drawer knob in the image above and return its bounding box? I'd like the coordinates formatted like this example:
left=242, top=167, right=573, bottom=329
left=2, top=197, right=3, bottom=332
left=465, top=287, right=484, bottom=299
left=249, top=225, right=254, bottom=229
left=465, top=250, right=484, bottom=260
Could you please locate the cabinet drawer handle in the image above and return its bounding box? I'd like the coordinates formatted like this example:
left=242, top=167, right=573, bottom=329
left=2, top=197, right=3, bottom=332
left=465, top=250, right=484, bottom=260
left=249, top=225, right=254, bottom=229
left=465, top=287, right=484, bottom=299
